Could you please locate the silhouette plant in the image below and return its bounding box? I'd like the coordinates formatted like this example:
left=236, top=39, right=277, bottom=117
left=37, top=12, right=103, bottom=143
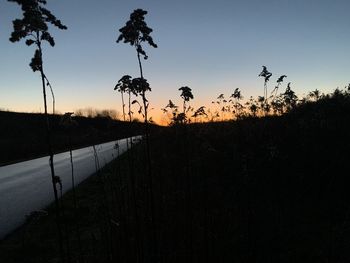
left=177, top=86, right=196, bottom=260
left=192, top=106, right=207, bottom=122
left=117, top=9, right=157, bottom=125
left=116, top=9, right=157, bottom=151
left=161, top=89, right=194, bottom=125
left=268, top=75, right=287, bottom=115
left=258, top=66, right=273, bottom=106
left=43, top=74, right=56, bottom=114
left=129, top=77, right=152, bottom=121
left=8, top=0, right=67, bottom=259
left=243, top=96, right=257, bottom=117
left=271, top=75, right=287, bottom=99
left=207, top=107, right=220, bottom=121
left=59, top=113, right=77, bottom=198
left=115, top=76, right=145, bottom=261
left=161, top=100, right=180, bottom=125
left=308, top=89, right=321, bottom=102
left=255, top=95, right=268, bottom=115
left=282, top=82, right=298, bottom=112
left=117, top=9, right=158, bottom=259
left=229, top=88, right=244, bottom=119
left=60, top=112, right=83, bottom=261
left=216, top=94, right=229, bottom=120
left=115, top=75, right=133, bottom=122
left=270, top=93, right=285, bottom=115
left=116, top=76, right=140, bottom=141
left=179, top=86, right=194, bottom=124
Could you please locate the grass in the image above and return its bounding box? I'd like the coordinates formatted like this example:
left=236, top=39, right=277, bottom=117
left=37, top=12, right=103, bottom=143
left=1, top=93, right=350, bottom=262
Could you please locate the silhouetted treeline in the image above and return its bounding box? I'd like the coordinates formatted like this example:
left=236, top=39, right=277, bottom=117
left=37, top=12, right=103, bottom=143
left=0, top=111, right=159, bottom=166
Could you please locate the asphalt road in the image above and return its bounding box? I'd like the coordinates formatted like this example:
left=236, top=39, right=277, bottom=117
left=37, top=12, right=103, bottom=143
left=0, top=136, right=141, bottom=239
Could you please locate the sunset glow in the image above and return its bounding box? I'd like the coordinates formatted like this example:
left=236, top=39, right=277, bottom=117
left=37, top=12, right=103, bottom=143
left=1, top=0, right=349, bottom=124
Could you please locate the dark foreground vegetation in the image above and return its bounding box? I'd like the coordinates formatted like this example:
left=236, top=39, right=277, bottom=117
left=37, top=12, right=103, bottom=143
left=1, top=91, right=350, bottom=262
left=0, top=111, right=151, bottom=166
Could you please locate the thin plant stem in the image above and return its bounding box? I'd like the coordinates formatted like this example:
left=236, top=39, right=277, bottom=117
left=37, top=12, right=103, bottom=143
left=44, top=75, right=55, bottom=114
left=37, top=36, right=65, bottom=263
left=137, top=49, right=158, bottom=261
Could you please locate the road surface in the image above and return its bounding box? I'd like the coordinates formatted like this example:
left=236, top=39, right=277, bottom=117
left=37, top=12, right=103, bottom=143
left=0, top=136, right=141, bottom=239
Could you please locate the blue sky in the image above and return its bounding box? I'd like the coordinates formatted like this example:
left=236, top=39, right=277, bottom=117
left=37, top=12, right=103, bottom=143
left=1, top=0, right=349, bottom=123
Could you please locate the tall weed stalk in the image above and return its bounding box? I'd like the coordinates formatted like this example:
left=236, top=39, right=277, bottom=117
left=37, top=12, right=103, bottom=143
left=117, top=8, right=158, bottom=260
left=8, top=1, right=67, bottom=261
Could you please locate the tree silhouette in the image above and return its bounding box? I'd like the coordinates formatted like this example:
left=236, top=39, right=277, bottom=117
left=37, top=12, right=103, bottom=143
left=8, top=0, right=67, bottom=260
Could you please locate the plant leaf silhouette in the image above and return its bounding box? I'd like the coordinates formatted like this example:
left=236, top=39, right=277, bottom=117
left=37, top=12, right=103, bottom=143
left=277, top=75, right=287, bottom=83
left=117, top=9, right=157, bottom=60
left=179, top=86, right=194, bottom=102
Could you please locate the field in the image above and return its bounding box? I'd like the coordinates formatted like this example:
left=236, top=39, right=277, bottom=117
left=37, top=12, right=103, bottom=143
left=1, top=92, right=350, bottom=262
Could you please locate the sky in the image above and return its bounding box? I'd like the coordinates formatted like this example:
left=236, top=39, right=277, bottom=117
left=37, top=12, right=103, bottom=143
left=0, top=0, right=350, bottom=124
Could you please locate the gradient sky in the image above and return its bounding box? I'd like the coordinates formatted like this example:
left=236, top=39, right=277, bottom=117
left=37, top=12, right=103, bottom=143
left=1, top=0, right=349, bottom=124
